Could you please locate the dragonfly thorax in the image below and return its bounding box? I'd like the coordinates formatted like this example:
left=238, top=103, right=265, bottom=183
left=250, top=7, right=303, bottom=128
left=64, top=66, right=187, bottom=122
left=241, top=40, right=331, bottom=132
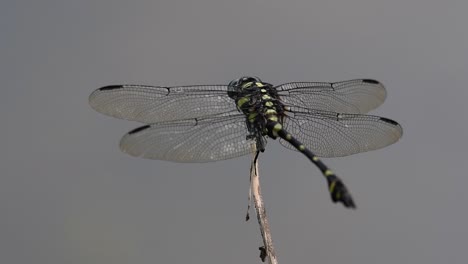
left=227, top=77, right=285, bottom=151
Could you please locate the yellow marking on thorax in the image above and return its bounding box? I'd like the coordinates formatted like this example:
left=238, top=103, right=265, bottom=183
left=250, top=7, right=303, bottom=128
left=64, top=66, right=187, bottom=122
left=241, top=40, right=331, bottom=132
left=265, top=101, right=273, bottom=107
left=264, top=109, right=277, bottom=115
left=237, top=97, right=249, bottom=108
left=248, top=112, right=257, bottom=122
left=242, top=82, right=253, bottom=88
left=256, top=82, right=264, bottom=87
left=262, top=94, right=271, bottom=100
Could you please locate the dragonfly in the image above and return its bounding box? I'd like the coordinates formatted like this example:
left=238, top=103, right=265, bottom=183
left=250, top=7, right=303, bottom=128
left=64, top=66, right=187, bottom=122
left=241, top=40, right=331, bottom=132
left=89, top=76, right=403, bottom=209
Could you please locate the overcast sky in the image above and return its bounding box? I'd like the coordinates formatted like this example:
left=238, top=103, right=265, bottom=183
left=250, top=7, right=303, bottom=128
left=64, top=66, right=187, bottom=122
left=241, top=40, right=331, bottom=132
left=3, top=0, right=468, bottom=263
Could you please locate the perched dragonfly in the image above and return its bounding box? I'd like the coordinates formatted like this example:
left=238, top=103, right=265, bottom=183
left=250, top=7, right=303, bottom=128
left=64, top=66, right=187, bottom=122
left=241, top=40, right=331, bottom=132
left=89, top=77, right=402, bottom=208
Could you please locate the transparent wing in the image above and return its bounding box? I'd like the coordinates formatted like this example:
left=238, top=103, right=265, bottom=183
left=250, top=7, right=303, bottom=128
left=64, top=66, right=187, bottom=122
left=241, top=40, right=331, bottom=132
left=277, top=79, right=386, bottom=114
left=120, top=115, right=255, bottom=162
left=89, top=84, right=237, bottom=123
left=280, top=106, right=403, bottom=157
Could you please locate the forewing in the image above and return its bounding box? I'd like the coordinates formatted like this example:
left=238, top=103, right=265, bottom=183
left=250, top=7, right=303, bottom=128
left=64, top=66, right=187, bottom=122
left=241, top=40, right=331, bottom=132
left=277, top=79, right=386, bottom=114
left=120, top=115, right=254, bottom=162
left=280, top=107, right=402, bottom=157
left=89, top=84, right=237, bottom=123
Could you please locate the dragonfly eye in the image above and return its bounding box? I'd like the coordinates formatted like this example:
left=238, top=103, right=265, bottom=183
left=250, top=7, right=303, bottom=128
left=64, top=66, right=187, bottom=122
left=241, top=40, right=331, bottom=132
left=228, top=79, right=239, bottom=87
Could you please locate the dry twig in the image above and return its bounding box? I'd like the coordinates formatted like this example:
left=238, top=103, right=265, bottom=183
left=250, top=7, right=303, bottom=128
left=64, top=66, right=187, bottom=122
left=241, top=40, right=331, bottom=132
left=249, top=150, right=278, bottom=264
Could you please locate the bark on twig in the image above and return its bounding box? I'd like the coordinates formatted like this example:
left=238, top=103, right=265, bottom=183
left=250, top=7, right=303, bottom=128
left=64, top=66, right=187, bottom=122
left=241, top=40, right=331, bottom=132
left=250, top=152, right=278, bottom=264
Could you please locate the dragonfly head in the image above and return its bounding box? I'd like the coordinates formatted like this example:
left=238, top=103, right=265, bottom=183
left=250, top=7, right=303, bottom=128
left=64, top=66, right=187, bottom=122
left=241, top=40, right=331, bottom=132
left=227, top=76, right=262, bottom=98
left=229, top=76, right=262, bottom=88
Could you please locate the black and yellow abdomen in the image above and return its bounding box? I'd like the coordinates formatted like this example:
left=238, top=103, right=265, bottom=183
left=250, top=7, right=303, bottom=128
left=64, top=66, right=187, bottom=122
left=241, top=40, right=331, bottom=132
left=265, top=120, right=356, bottom=208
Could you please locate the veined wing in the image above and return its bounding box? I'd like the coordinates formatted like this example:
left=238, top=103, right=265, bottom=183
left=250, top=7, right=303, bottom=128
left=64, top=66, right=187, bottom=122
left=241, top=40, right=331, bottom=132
left=277, top=79, right=386, bottom=114
left=280, top=106, right=402, bottom=157
left=89, top=84, right=237, bottom=123
left=120, top=115, right=255, bottom=162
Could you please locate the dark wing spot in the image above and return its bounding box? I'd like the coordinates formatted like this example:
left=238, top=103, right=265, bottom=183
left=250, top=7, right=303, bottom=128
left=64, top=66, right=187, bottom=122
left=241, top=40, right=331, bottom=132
left=362, top=79, right=380, bottom=84
left=379, top=117, right=399, bottom=126
left=128, top=125, right=151, bottom=134
left=99, top=85, right=124, bottom=91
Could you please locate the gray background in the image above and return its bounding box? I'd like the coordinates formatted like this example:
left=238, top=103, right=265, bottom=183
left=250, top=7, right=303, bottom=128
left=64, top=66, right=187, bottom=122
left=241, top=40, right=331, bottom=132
left=3, top=0, right=468, bottom=263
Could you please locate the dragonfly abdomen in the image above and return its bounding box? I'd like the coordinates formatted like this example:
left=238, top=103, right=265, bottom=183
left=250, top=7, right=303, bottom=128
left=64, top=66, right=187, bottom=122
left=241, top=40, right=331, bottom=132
left=265, top=120, right=356, bottom=208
